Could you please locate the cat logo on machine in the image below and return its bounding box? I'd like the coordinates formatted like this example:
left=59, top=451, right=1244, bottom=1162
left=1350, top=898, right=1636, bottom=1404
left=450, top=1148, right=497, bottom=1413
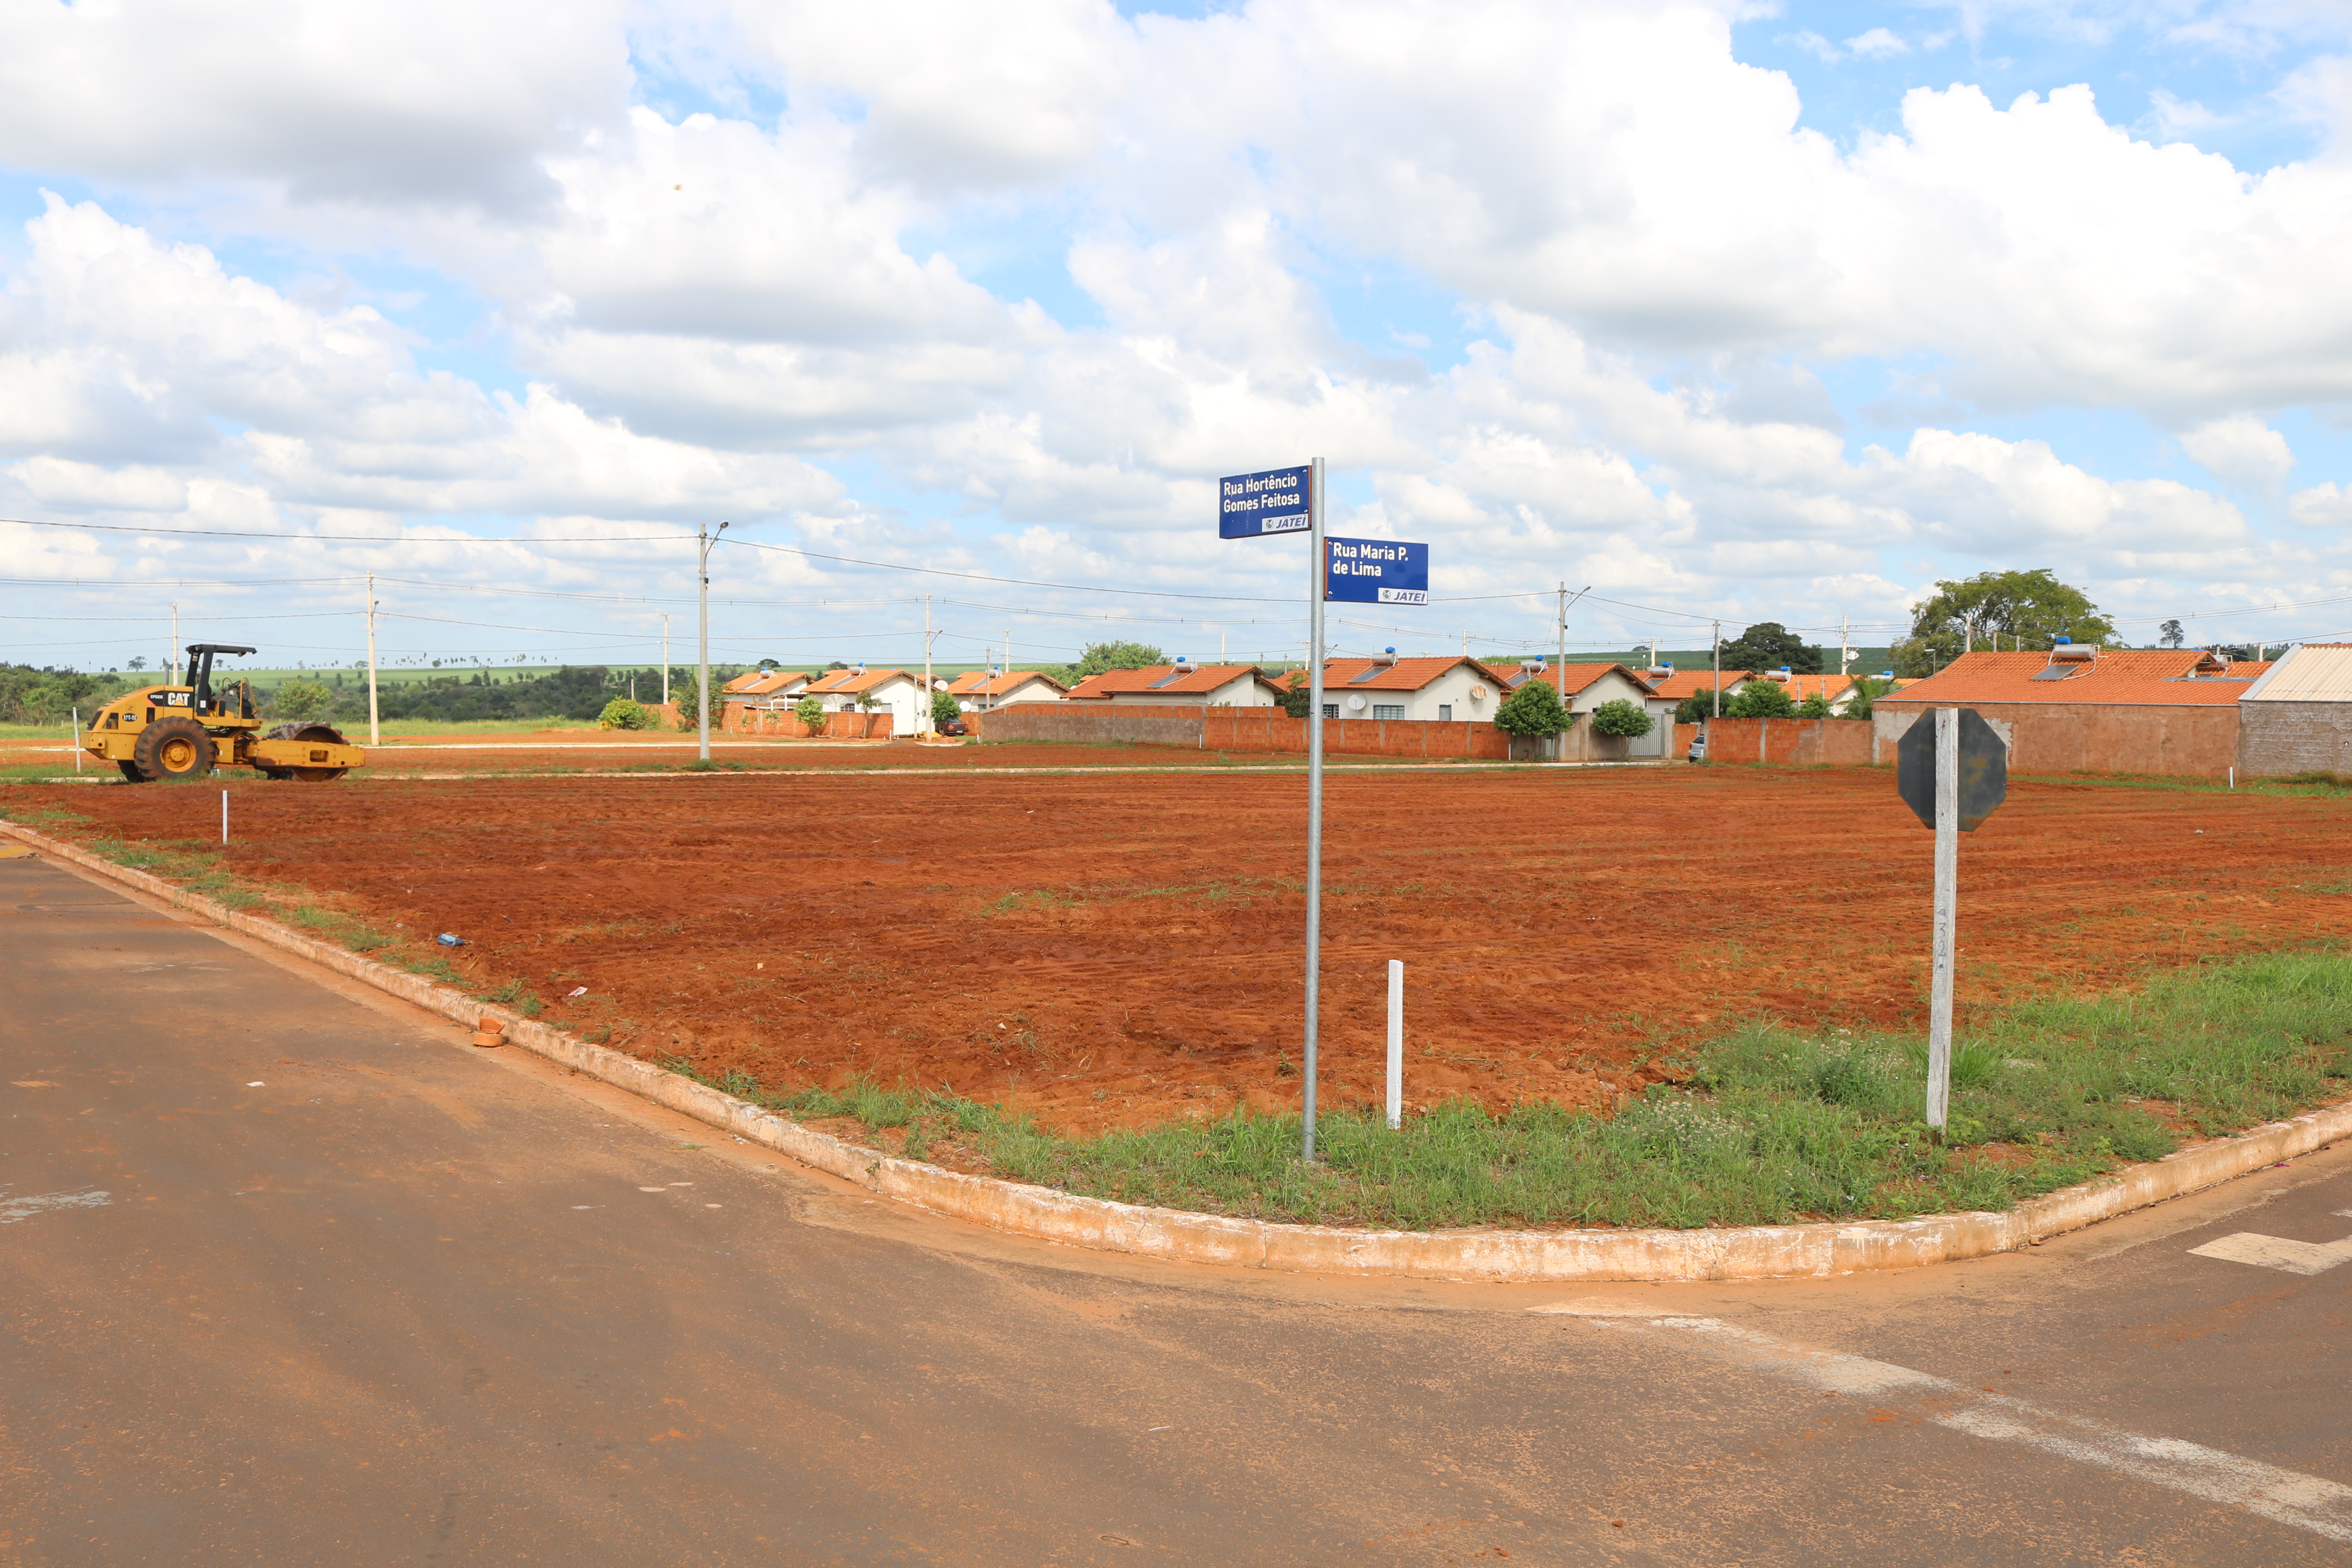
left=158, top=690, right=191, bottom=706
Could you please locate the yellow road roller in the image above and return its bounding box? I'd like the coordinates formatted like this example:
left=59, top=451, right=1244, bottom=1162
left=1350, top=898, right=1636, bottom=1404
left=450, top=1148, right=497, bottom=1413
left=83, top=643, right=367, bottom=783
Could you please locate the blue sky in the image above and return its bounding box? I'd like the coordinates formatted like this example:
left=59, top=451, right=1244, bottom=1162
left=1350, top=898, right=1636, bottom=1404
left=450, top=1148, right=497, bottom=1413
left=3, top=0, right=2350, bottom=671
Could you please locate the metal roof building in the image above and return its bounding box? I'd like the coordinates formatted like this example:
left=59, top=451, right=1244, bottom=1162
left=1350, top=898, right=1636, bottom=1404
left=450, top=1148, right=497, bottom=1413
left=2237, top=644, right=2352, bottom=776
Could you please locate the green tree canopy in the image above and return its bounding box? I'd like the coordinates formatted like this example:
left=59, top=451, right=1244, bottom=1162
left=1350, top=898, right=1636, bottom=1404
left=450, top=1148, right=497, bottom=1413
left=1893, top=569, right=2116, bottom=675
left=1589, top=698, right=1654, bottom=738
left=1842, top=675, right=1896, bottom=721
left=1074, top=641, right=1166, bottom=678
left=1727, top=678, right=1796, bottom=718
left=1675, top=684, right=1738, bottom=724
left=930, top=688, right=962, bottom=727
left=1719, top=622, right=1821, bottom=675
left=1492, top=677, right=1571, bottom=737
left=268, top=679, right=335, bottom=724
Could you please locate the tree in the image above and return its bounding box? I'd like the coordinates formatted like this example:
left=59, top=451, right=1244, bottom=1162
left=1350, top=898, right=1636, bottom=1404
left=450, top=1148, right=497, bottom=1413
left=1273, top=669, right=1312, bottom=718
left=1727, top=679, right=1795, bottom=718
left=1892, top=569, right=2115, bottom=675
left=597, top=697, right=654, bottom=730
left=2159, top=619, right=2186, bottom=649
left=269, top=680, right=336, bottom=724
left=1796, top=691, right=1832, bottom=719
left=1492, top=677, right=1571, bottom=737
left=1842, top=675, right=1894, bottom=721
left=1074, top=641, right=1165, bottom=678
left=128, top=656, right=147, bottom=672
left=1676, top=684, right=1737, bottom=724
left=1589, top=698, right=1653, bottom=738
left=794, top=695, right=825, bottom=732
left=1718, top=622, right=1821, bottom=675
left=930, top=688, right=961, bottom=728
left=674, top=677, right=711, bottom=731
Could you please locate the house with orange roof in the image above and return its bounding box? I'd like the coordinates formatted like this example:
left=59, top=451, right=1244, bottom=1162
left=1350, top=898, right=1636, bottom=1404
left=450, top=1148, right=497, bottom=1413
left=722, top=667, right=812, bottom=704
left=945, top=669, right=1068, bottom=710
left=797, top=665, right=931, bottom=731
left=1874, top=646, right=2270, bottom=777
left=1063, top=661, right=1283, bottom=706
left=1285, top=654, right=1520, bottom=724
left=1498, top=658, right=1671, bottom=755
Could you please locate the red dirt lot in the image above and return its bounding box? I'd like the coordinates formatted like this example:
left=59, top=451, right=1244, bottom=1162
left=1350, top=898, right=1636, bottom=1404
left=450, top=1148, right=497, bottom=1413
left=0, top=732, right=1316, bottom=775
left=10, top=764, right=2351, bottom=1134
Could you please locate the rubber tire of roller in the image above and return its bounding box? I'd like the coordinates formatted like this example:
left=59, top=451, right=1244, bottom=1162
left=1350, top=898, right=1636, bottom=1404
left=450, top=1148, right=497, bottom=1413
left=133, top=717, right=214, bottom=782
left=116, top=759, right=146, bottom=782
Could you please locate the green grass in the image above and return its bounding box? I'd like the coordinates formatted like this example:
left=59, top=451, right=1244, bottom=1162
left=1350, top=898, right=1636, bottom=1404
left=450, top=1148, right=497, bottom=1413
left=665, top=948, right=2352, bottom=1230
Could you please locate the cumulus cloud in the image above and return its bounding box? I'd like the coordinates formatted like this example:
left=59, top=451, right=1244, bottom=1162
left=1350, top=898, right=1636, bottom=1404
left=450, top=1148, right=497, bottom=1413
left=1, top=0, right=2348, bottom=666
left=2180, top=415, right=2296, bottom=500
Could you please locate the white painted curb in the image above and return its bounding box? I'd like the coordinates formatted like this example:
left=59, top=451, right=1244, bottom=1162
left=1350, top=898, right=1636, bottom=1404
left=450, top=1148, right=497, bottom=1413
left=8, top=818, right=2347, bottom=1282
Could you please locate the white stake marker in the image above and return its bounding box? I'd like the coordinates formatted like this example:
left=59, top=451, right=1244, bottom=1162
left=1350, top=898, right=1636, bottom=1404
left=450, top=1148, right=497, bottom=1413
left=221, top=789, right=229, bottom=845
left=1386, top=959, right=1404, bottom=1130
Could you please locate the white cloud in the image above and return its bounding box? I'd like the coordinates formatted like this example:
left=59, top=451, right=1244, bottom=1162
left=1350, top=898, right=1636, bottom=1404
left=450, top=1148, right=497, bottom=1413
left=2178, top=414, right=2295, bottom=499
left=1, top=0, right=2348, bottom=668
left=2290, top=482, right=2352, bottom=529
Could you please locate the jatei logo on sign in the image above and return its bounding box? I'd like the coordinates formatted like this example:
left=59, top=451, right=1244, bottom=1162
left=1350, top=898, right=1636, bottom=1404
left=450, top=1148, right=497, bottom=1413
left=1324, top=537, right=1429, bottom=604
left=1218, top=464, right=1312, bottom=538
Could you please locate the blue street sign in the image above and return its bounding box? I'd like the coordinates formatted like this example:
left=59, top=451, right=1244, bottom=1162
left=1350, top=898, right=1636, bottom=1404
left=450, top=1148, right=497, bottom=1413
left=1219, top=463, right=1312, bottom=538
left=1325, top=536, right=1429, bottom=604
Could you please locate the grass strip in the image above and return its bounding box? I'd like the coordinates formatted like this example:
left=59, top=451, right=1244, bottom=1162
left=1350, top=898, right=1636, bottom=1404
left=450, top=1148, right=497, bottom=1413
left=666, top=948, right=2352, bottom=1231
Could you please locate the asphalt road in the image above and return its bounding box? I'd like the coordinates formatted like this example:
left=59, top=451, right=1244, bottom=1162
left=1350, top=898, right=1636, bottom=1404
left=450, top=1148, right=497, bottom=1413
left=4, top=845, right=2348, bottom=1566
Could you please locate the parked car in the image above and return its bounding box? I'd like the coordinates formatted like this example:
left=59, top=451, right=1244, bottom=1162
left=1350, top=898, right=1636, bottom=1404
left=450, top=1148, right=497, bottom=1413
left=936, top=718, right=969, bottom=737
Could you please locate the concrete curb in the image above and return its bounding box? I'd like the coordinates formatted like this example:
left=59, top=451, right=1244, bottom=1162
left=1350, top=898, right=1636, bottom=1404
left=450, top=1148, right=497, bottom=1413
left=8, top=817, right=2347, bottom=1282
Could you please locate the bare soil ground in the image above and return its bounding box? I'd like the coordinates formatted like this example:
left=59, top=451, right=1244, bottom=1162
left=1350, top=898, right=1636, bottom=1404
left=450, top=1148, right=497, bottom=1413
left=9, top=762, right=2349, bottom=1134
left=0, top=731, right=1309, bottom=775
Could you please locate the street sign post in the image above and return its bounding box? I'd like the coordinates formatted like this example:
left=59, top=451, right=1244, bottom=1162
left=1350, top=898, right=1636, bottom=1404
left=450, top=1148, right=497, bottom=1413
left=1219, top=458, right=1325, bottom=1159
left=1895, top=707, right=2010, bottom=1135
left=1217, top=468, right=1436, bottom=1161
left=1324, top=537, right=1429, bottom=604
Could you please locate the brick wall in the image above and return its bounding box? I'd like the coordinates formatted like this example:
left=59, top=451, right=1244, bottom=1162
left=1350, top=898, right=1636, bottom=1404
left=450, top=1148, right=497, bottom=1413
left=2238, top=703, right=2352, bottom=777
left=710, top=704, right=894, bottom=740
left=1689, top=717, right=1876, bottom=766
left=982, top=702, right=1519, bottom=759
left=1873, top=701, right=2239, bottom=778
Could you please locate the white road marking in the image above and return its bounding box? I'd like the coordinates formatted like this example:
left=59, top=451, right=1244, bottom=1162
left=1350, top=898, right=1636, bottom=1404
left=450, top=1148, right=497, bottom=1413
left=246, top=1080, right=265, bottom=1087
left=637, top=1187, right=666, bottom=1193
left=1550, top=1312, right=2352, bottom=1546
left=2189, top=1230, right=2352, bottom=1276
left=1, top=1188, right=112, bottom=1225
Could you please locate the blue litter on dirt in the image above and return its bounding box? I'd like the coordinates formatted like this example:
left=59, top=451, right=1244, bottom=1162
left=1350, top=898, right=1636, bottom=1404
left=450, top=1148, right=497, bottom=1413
left=436, top=933, right=464, bottom=947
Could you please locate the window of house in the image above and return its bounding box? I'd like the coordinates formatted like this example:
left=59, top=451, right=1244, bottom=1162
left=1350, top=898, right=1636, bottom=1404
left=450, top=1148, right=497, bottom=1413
left=1322, top=703, right=1340, bottom=718
left=1373, top=703, right=1404, bottom=721
left=1437, top=704, right=1452, bottom=722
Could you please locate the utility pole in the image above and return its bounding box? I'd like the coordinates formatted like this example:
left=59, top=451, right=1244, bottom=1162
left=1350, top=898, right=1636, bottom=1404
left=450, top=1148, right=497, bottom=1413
left=1840, top=615, right=1850, bottom=680
left=364, top=571, right=380, bottom=746
left=922, top=594, right=933, bottom=735
left=697, top=520, right=727, bottom=762
left=1712, top=619, right=1723, bottom=718
left=169, top=602, right=179, bottom=685
left=662, top=612, right=671, bottom=706
left=1557, top=584, right=1567, bottom=718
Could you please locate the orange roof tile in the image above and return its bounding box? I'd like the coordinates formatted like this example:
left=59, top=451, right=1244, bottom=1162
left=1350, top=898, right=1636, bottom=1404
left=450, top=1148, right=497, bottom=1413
left=1880, top=650, right=2265, bottom=707
left=804, top=667, right=914, bottom=695
left=1501, top=661, right=1660, bottom=697
left=946, top=669, right=1068, bottom=698
left=1300, top=655, right=1517, bottom=692
left=1638, top=668, right=1759, bottom=701
left=1064, top=664, right=1276, bottom=700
